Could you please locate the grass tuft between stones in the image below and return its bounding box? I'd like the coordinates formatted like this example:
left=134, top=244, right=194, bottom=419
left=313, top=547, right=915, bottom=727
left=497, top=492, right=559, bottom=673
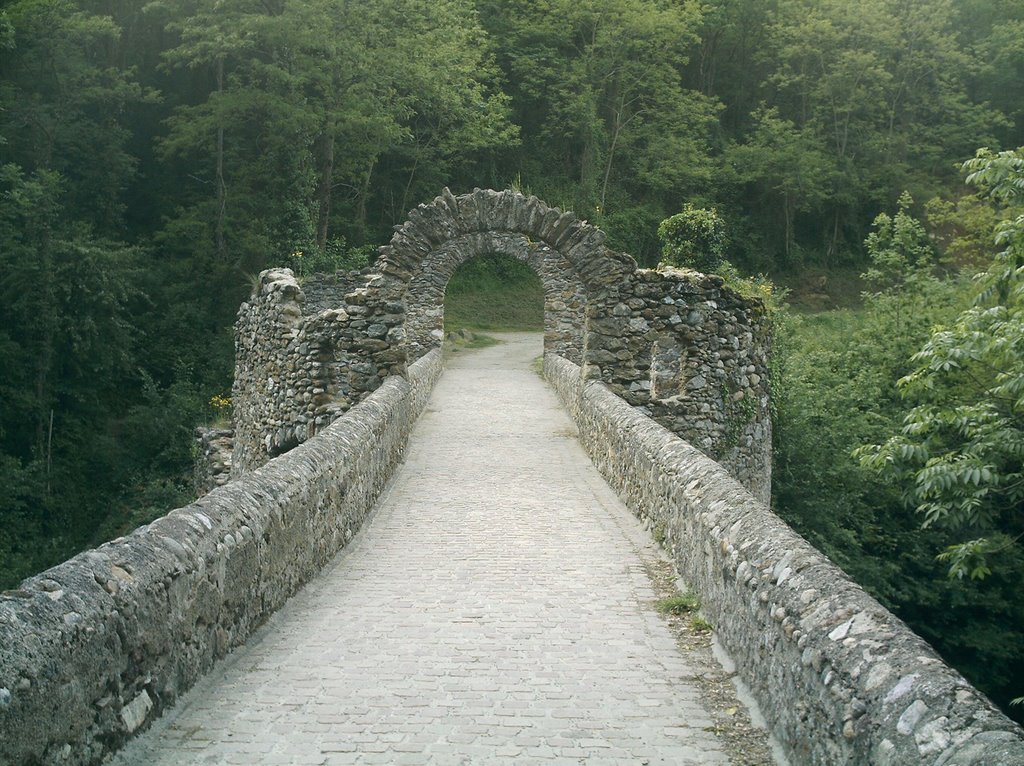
left=655, top=591, right=700, bottom=615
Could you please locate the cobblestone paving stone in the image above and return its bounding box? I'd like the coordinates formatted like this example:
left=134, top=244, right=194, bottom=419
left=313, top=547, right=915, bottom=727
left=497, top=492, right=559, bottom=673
left=112, top=333, right=733, bottom=765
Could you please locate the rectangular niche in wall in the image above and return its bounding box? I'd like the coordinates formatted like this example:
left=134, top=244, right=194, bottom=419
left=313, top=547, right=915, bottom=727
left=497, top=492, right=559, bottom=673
left=650, top=339, right=687, bottom=401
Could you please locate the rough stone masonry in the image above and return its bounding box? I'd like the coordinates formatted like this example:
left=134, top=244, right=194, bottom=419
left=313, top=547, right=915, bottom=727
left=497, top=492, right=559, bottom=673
left=227, top=188, right=773, bottom=501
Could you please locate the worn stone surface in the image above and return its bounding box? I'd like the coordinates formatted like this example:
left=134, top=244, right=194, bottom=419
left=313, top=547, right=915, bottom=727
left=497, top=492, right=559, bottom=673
left=109, top=334, right=733, bottom=766
left=545, top=352, right=1024, bottom=766
left=0, top=352, right=441, bottom=766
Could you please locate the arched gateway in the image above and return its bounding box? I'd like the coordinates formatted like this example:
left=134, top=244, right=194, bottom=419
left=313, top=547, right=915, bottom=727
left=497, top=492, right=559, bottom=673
left=377, top=187, right=634, bottom=363
left=229, top=188, right=772, bottom=502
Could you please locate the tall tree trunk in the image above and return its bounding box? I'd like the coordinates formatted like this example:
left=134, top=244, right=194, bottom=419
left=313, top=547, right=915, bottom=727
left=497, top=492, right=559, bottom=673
left=699, top=29, right=722, bottom=96
left=828, top=207, right=841, bottom=261
left=356, top=156, right=376, bottom=231
left=400, top=155, right=419, bottom=217
left=313, top=126, right=335, bottom=251
left=215, top=56, right=226, bottom=260
left=783, top=193, right=792, bottom=260
left=600, top=114, right=622, bottom=211
left=580, top=135, right=596, bottom=194
left=34, top=229, right=55, bottom=462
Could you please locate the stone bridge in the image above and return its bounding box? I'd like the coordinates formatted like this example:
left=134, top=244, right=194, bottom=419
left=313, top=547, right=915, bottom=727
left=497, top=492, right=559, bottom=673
left=1, top=190, right=1022, bottom=765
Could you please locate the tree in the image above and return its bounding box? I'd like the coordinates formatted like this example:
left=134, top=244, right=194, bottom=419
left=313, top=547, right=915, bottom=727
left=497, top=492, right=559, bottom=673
left=924, top=191, right=1019, bottom=272
left=757, top=0, right=1004, bottom=261
left=725, top=107, right=832, bottom=261
left=477, top=0, right=718, bottom=228
left=861, top=191, right=945, bottom=348
left=657, top=204, right=728, bottom=273
left=356, top=0, right=518, bottom=228
left=0, top=163, right=146, bottom=578
left=154, top=0, right=516, bottom=269
left=858, top=149, right=1024, bottom=580
left=0, top=0, right=156, bottom=234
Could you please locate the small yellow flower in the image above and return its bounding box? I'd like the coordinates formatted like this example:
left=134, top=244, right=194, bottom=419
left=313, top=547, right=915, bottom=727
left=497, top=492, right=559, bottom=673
left=209, top=394, right=232, bottom=411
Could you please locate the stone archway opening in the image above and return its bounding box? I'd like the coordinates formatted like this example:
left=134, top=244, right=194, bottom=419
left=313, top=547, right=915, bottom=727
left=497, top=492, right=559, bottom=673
left=398, top=228, right=591, bottom=364
left=443, top=252, right=544, bottom=334
left=378, top=188, right=637, bottom=367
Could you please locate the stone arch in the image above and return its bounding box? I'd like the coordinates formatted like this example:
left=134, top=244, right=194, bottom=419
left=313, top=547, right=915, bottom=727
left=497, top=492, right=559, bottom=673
left=403, top=232, right=586, bottom=362
left=378, top=188, right=636, bottom=362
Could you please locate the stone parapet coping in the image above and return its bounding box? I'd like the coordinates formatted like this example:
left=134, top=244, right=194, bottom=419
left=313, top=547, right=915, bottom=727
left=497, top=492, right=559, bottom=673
left=0, top=350, right=443, bottom=766
left=544, top=352, right=1024, bottom=766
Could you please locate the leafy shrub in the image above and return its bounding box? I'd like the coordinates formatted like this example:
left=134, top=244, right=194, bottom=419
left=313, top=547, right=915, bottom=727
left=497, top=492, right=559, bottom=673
left=285, top=237, right=377, bottom=278
left=657, top=204, right=728, bottom=273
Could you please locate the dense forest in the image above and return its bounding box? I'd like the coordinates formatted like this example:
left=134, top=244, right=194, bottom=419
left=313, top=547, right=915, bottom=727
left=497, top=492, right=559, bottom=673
left=1, top=0, right=1022, bottom=719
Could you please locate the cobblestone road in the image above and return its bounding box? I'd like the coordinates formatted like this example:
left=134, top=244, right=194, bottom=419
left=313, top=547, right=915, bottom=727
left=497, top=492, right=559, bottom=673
left=112, top=333, right=732, bottom=765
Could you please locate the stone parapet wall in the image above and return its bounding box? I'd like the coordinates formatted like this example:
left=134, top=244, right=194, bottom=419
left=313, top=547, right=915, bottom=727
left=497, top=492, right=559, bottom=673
left=584, top=266, right=772, bottom=502
left=0, top=350, right=443, bottom=766
left=545, top=353, right=1024, bottom=766
left=232, top=268, right=406, bottom=473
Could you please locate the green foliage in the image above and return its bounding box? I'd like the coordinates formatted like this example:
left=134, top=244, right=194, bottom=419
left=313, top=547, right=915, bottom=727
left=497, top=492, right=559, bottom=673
left=863, top=193, right=935, bottom=289
left=773, top=295, right=1024, bottom=721
left=0, top=162, right=211, bottom=588
left=725, top=107, right=832, bottom=263
left=478, top=0, right=718, bottom=247
left=285, top=239, right=376, bottom=279
left=0, top=0, right=157, bottom=230
left=655, top=592, right=700, bottom=615
left=652, top=522, right=667, bottom=545
left=857, top=149, right=1024, bottom=581
left=595, top=198, right=665, bottom=267
left=689, top=615, right=714, bottom=632
left=654, top=591, right=713, bottom=630
left=658, top=204, right=728, bottom=273
left=924, top=192, right=1017, bottom=272
left=721, top=383, right=758, bottom=454
left=860, top=192, right=952, bottom=352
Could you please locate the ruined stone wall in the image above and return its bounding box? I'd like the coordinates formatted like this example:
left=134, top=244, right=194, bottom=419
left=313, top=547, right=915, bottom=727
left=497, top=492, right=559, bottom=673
left=0, top=350, right=443, bottom=766
left=232, top=268, right=406, bottom=473
left=192, top=426, right=233, bottom=495
left=300, top=269, right=375, bottom=315
left=545, top=353, right=1024, bottom=766
left=583, top=266, right=771, bottom=502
